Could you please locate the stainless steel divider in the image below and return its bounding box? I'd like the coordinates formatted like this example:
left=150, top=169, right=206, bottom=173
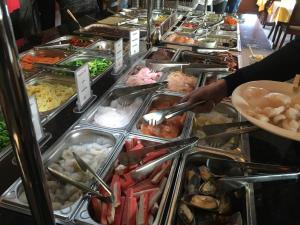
left=0, top=1, right=55, bottom=225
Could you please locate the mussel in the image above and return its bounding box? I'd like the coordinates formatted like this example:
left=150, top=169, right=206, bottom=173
left=199, top=180, right=217, bottom=196
left=190, top=195, right=219, bottom=210
left=199, top=166, right=213, bottom=181
left=178, top=202, right=195, bottom=225
left=218, top=194, right=232, bottom=215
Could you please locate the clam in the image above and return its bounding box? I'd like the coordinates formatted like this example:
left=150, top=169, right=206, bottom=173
left=190, top=195, right=219, bottom=210
left=199, top=180, right=217, bottom=196
left=178, top=202, right=195, bottom=225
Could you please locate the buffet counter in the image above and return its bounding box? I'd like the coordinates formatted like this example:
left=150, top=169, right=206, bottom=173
left=0, top=12, right=283, bottom=225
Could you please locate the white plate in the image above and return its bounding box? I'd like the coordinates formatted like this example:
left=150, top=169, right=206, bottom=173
left=232, top=80, right=300, bottom=141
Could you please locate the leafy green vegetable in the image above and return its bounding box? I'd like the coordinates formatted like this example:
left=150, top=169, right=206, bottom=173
left=0, top=120, right=10, bottom=149
left=64, top=58, right=112, bottom=78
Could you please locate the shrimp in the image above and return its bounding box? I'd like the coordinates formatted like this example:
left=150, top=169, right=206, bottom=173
left=285, top=107, right=300, bottom=120
left=282, top=119, right=299, bottom=132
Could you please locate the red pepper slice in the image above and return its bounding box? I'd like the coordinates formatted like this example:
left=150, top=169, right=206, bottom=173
left=101, top=202, right=108, bottom=225
left=91, top=197, right=102, bottom=223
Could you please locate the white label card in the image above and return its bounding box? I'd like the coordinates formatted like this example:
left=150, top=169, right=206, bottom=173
left=130, top=29, right=140, bottom=56
left=75, top=64, right=92, bottom=109
left=114, top=38, right=123, bottom=73
left=29, top=96, right=44, bottom=141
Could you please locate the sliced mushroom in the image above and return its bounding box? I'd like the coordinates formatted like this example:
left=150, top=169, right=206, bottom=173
left=199, top=180, right=217, bottom=196
left=199, top=166, right=212, bottom=181
left=178, top=203, right=194, bottom=224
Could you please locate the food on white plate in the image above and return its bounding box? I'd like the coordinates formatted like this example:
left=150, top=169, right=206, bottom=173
left=243, top=86, right=300, bottom=132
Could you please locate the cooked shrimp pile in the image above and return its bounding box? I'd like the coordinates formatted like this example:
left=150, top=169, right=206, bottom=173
left=243, top=86, right=300, bottom=132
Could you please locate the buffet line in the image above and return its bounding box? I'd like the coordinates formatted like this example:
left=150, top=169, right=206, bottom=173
left=0, top=8, right=252, bottom=225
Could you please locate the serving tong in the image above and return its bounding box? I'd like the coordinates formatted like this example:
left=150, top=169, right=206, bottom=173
left=47, top=153, right=113, bottom=203
left=145, top=60, right=229, bottom=73
left=204, top=158, right=300, bottom=191
left=129, top=123, right=258, bottom=180
left=143, top=100, right=208, bottom=126
left=110, top=82, right=168, bottom=107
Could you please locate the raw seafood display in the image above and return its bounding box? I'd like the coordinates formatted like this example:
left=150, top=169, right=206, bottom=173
left=20, top=50, right=69, bottom=71
left=0, top=119, right=9, bottom=149
left=165, top=33, right=195, bottom=45
left=181, top=22, right=198, bottom=30
left=175, top=161, right=244, bottom=225
left=19, top=143, right=113, bottom=210
left=26, top=82, right=75, bottom=112
left=63, top=58, right=112, bottom=78
left=243, top=86, right=300, bottom=132
left=93, top=98, right=143, bottom=128
left=20, top=55, right=62, bottom=71
left=69, top=37, right=94, bottom=47
left=146, top=48, right=175, bottom=60
left=126, top=66, right=161, bottom=86
left=166, top=71, right=198, bottom=94
left=140, top=97, right=186, bottom=139
left=89, top=137, right=171, bottom=225
left=177, top=51, right=238, bottom=71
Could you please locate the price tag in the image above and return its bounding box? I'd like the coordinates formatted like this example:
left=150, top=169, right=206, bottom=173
left=130, top=29, right=140, bottom=56
left=75, top=64, right=92, bottom=110
left=114, top=38, right=123, bottom=73
left=29, top=96, right=44, bottom=142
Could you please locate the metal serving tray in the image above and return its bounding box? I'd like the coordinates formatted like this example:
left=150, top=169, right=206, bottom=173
left=88, top=39, right=129, bottom=55
left=19, top=48, right=74, bottom=80
left=174, top=50, right=240, bottom=72
left=78, top=86, right=151, bottom=132
left=189, top=102, right=242, bottom=151
left=164, top=151, right=256, bottom=225
left=74, top=133, right=180, bottom=225
left=45, top=35, right=99, bottom=49
left=25, top=72, right=76, bottom=122
left=58, top=55, right=114, bottom=84
left=116, top=62, right=165, bottom=87
left=131, top=93, right=193, bottom=141
left=0, top=127, right=123, bottom=222
left=160, top=66, right=203, bottom=95
left=161, top=31, right=241, bottom=52
left=75, top=23, right=142, bottom=39
left=143, top=47, right=178, bottom=61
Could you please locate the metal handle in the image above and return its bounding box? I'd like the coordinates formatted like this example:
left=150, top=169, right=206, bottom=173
left=165, top=100, right=207, bottom=119
left=67, top=9, right=82, bottom=28
left=219, top=172, right=300, bottom=184
left=131, top=145, right=193, bottom=180
left=72, top=152, right=113, bottom=198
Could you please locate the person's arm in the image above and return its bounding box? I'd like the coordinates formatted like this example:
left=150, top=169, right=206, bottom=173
left=224, top=38, right=300, bottom=95
left=182, top=38, right=300, bottom=112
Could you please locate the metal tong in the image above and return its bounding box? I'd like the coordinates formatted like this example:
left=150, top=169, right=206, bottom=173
left=145, top=60, right=229, bottom=72
left=130, top=125, right=258, bottom=180
left=110, top=81, right=168, bottom=105
left=47, top=153, right=114, bottom=203
left=205, top=158, right=300, bottom=190
left=72, top=152, right=113, bottom=200
left=47, top=167, right=113, bottom=203
left=143, top=100, right=208, bottom=126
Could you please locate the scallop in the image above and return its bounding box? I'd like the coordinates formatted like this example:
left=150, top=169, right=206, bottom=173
left=243, top=86, right=269, bottom=100
left=264, top=106, right=285, bottom=118
left=262, top=92, right=291, bottom=108
left=272, top=114, right=286, bottom=124
left=282, top=119, right=299, bottom=132
left=285, top=107, right=300, bottom=120
left=190, top=195, right=219, bottom=210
